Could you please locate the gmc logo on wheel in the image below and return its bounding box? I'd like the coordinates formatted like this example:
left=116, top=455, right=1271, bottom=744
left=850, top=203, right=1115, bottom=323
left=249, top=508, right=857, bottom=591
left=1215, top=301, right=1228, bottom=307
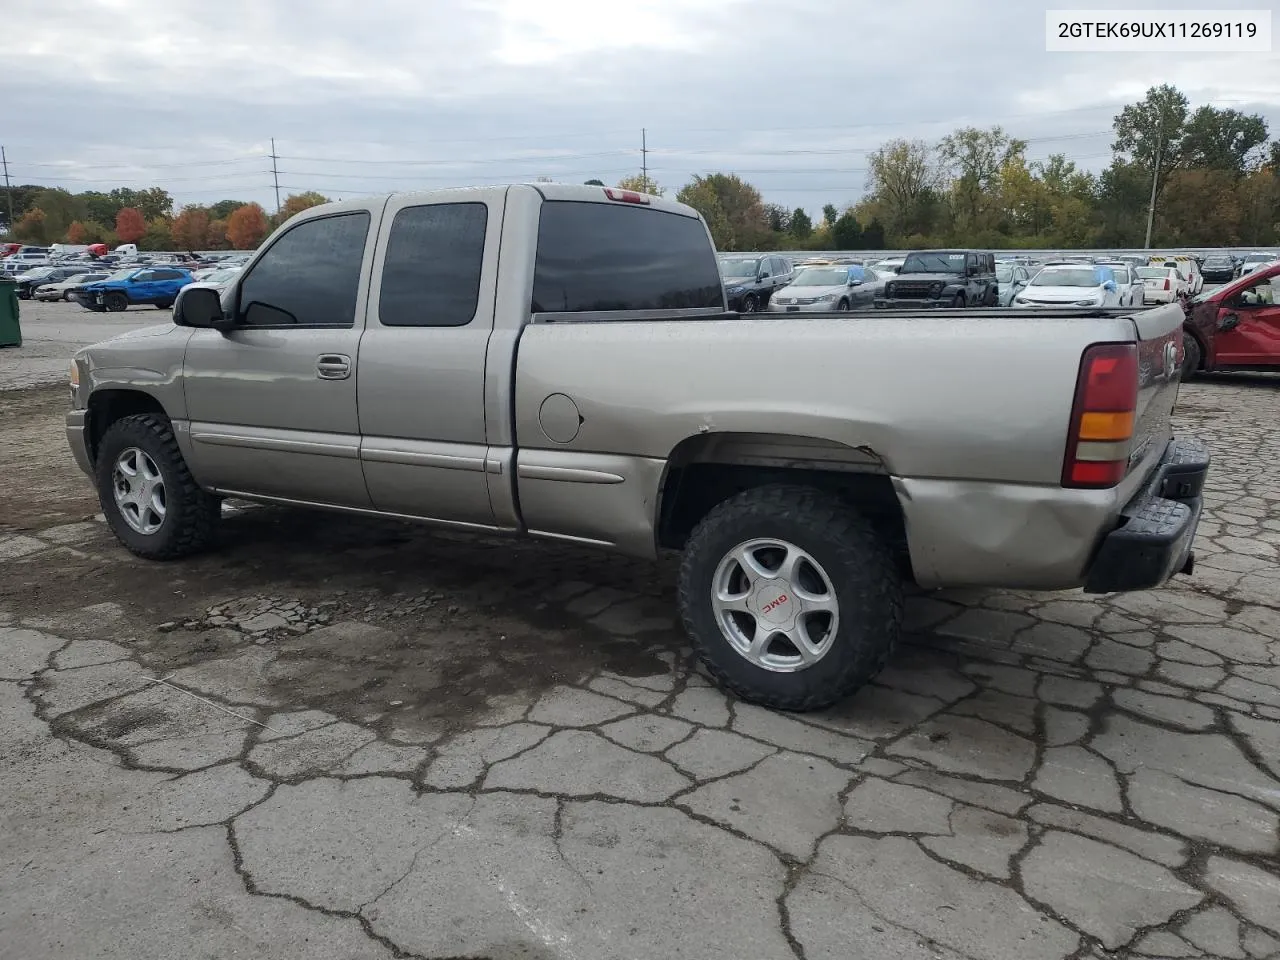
left=762, top=594, right=788, bottom=614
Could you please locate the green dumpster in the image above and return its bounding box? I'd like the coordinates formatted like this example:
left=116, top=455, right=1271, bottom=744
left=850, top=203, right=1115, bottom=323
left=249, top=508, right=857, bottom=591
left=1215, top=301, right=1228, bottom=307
left=0, top=276, right=19, bottom=347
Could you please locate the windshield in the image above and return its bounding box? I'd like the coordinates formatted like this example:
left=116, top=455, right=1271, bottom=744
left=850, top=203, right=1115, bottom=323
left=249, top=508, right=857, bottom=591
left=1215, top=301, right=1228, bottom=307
left=1243, top=254, right=1273, bottom=263
left=719, top=258, right=760, bottom=278
left=1203, top=257, right=1232, bottom=266
left=901, top=252, right=965, bottom=273
left=21, top=268, right=55, bottom=279
left=995, top=265, right=1013, bottom=282
left=793, top=267, right=851, bottom=286
left=1029, top=268, right=1099, bottom=287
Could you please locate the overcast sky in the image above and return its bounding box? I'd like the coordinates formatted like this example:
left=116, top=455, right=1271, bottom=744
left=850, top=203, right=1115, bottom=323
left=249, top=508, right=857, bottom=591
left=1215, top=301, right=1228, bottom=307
left=5, top=0, right=1279, bottom=218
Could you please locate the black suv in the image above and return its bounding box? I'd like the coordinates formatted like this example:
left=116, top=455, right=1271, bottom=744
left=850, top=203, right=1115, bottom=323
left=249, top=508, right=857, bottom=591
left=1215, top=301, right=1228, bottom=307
left=874, top=250, right=997, bottom=309
left=13, top=265, right=92, bottom=300
left=719, top=254, right=794, bottom=312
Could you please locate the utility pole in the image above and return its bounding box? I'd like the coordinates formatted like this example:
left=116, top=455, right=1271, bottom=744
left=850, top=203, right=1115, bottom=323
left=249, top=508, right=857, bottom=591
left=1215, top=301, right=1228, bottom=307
left=1, top=146, right=12, bottom=235
left=270, top=138, right=282, bottom=217
left=641, top=128, right=648, bottom=191
left=1143, top=129, right=1162, bottom=250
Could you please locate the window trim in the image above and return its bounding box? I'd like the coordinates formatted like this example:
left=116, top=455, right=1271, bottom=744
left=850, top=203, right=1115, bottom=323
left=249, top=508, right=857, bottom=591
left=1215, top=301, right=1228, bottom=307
left=531, top=306, right=730, bottom=324
left=233, top=208, right=374, bottom=330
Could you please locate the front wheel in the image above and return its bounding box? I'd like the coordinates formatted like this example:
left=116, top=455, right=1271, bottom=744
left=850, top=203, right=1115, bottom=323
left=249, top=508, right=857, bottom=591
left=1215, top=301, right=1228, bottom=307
left=740, top=294, right=759, bottom=313
left=951, top=292, right=966, bottom=308
left=96, top=413, right=221, bottom=561
left=837, top=298, right=850, bottom=312
left=104, top=292, right=128, bottom=312
left=678, top=485, right=903, bottom=711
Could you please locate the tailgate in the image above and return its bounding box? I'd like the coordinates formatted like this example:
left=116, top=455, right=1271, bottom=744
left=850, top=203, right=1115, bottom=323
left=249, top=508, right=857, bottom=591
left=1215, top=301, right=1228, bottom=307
left=1127, top=302, right=1183, bottom=474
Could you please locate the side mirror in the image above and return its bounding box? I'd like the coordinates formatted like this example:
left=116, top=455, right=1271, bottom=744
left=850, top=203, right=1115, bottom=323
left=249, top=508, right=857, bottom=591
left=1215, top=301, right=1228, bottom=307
left=1219, top=312, right=1240, bottom=332
left=174, top=286, right=226, bottom=330
left=848, top=278, right=861, bottom=286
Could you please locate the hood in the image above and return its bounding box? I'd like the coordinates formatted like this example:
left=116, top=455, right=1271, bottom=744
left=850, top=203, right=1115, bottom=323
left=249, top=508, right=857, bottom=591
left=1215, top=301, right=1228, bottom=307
left=1018, top=285, right=1103, bottom=302
left=891, top=271, right=960, bottom=282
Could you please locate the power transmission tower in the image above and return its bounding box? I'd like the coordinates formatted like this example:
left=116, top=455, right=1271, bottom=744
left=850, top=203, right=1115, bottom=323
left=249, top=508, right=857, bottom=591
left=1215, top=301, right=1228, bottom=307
left=270, top=138, right=282, bottom=216
left=1, top=146, right=12, bottom=234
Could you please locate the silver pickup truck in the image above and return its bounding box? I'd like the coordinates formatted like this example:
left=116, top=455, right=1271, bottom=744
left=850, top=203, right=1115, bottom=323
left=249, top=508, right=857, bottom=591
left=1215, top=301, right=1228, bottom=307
left=66, top=184, right=1209, bottom=711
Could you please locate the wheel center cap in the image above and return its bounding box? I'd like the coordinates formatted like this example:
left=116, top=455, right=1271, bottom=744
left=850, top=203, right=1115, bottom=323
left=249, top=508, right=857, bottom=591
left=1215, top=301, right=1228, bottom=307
left=750, top=581, right=798, bottom=627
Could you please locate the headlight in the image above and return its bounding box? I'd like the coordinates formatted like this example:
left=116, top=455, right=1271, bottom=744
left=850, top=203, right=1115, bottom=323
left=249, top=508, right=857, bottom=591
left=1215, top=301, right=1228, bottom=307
left=725, top=285, right=744, bottom=294
left=930, top=282, right=944, bottom=297
left=1076, top=298, right=1100, bottom=306
left=816, top=294, right=836, bottom=302
left=885, top=283, right=895, bottom=296
left=1014, top=296, right=1030, bottom=305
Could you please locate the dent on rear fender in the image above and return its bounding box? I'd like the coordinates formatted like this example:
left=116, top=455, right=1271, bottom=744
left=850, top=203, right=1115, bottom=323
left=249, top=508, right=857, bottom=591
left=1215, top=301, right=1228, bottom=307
left=894, top=477, right=1118, bottom=590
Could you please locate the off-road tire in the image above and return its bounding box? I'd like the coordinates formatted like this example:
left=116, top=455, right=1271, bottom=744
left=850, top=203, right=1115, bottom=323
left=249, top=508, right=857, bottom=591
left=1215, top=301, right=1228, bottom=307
left=984, top=285, right=998, bottom=306
left=96, top=413, right=220, bottom=561
left=951, top=292, right=966, bottom=308
left=678, top=484, right=903, bottom=712
left=104, top=292, right=128, bottom=312
left=1181, top=332, right=1202, bottom=380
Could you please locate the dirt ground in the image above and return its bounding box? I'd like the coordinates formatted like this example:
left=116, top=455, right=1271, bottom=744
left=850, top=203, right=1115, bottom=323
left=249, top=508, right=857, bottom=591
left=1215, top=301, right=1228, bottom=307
left=2, top=372, right=1279, bottom=960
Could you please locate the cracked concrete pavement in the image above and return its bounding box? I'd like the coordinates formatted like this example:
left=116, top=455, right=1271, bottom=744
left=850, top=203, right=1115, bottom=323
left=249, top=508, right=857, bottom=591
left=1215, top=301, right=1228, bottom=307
left=2, top=365, right=1279, bottom=959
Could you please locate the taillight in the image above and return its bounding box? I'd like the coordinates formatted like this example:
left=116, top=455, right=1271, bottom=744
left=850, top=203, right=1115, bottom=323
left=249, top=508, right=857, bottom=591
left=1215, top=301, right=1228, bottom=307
left=1062, top=343, right=1138, bottom=488
left=1163, top=277, right=1170, bottom=290
left=603, top=188, right=650, bottom=205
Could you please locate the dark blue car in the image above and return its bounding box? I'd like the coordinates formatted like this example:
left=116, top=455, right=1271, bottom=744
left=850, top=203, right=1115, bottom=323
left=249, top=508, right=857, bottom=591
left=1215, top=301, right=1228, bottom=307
left=79, top=266, right=194, bottom=312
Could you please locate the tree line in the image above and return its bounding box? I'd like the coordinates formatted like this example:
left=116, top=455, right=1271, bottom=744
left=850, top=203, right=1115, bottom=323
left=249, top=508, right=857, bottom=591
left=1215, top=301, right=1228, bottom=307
left=3, top=188, right=330, bottom=251
left=6, top=85, right=1277, bottom=253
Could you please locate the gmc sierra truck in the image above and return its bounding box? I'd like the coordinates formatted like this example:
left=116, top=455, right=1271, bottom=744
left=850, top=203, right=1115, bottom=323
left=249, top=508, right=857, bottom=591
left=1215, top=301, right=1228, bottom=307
left=66, top=184, right=1209, bottom=711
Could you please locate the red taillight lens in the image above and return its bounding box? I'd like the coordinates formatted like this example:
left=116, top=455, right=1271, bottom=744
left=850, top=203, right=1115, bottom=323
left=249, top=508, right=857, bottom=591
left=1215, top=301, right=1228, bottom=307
left=1164, top=277, right=1170, bottom=290
left=1062, top=342, right=1138, bottom=489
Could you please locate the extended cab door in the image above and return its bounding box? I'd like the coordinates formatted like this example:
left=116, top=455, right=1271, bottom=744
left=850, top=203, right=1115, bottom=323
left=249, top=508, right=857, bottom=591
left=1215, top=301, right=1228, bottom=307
left=1215, top=270, right=1280, bottom=366
left=181, top=203, right=381, bottom=506
left=356, top=189, right=508, bottom=528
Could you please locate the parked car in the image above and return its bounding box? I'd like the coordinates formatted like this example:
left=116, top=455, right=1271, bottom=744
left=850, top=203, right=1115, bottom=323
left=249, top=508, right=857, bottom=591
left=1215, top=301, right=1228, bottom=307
left=77, top=266, right=194, bottom=312
left=768, top=263, right=876, bottom=312
left=33, top=272, right=111, bottom=301
left=1199, top=254, right=1238, bottom=283
left=1136, top=266, right=1189, bottom=304
left=718, top=254, right=793, bottom=312
left=65, top=184, right=1207, bottom=712
left=875, top=250, right=998, bottom=308
left=1096, top=262, right=1145, bottom=308
left=870, top=256, right=905, bottom=275
left=1180, top=261, right=1280, bottom=377
left=1150, top=255, right=1202, bottom=294
left=1013, top=264, right=1122, bottom=307
left=13, top=264, right=92, bottom=299
left=995, top=262, right=1030, bottom=306
left=1238, top=252, right=1276, bottom=277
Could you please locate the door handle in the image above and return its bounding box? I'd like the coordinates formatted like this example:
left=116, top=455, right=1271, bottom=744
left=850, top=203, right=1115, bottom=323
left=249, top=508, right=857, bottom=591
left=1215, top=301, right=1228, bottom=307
left=316, top=354, right=351, bottom=380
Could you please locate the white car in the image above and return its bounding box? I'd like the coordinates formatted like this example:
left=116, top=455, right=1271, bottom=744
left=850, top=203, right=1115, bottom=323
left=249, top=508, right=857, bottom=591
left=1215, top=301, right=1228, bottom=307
left=33, top=272, right=112, bottom=301
left=1239, top=252, right=1277, bottom=276
left=1096, top=263, right=1145, bottom=308
left=870, top=257, right=905, bottom=275
left=1149, top=256, right=1202, bottom=294
left=1135, top=266, right=1188, bottom=304
left=1012, top=265, right=1122, bottom=307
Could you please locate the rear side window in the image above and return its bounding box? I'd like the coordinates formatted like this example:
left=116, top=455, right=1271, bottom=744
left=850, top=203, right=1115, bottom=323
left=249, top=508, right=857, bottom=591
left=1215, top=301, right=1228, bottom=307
left=378, top=203, right=487, bottom=327
left=532, top=201, right=723, bottom=313
left=238, top=212, right=370, bottom=327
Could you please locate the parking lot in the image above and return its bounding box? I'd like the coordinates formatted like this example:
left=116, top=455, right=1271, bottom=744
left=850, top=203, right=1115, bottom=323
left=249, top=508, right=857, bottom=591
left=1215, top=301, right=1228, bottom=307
left=2, top=303, right=1279, bottom=960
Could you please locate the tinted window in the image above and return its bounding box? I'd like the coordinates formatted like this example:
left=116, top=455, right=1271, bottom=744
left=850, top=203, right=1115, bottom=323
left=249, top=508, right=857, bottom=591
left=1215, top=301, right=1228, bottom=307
left=238, top=212, right=370, bottom=327
left=532, top=202, right=722, bottom=313
left=378, top=203, right=486, bottom=327
left=153, top=269, right=183, bottom=281
left=132, top=271, right=156, bottom=282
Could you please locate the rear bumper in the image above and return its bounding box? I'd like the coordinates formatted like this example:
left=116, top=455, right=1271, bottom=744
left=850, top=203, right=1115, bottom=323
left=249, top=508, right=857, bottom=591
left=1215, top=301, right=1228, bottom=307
left=1082, top=437, right=1209, bottom=593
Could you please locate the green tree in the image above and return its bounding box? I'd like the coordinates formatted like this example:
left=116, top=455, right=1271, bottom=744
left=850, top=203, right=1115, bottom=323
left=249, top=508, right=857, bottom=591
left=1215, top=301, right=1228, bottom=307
left=209, top=200, right=248, bottom=220
left=789, top=208, right=812, bottom=239
left=139, top=217, right=173, bottom=251
left=764, top=204, right=790, bottom=233
left=832, top=212, right=863, bottom=249
left=676, top=173, right=765, bottom=250
left=30, top=188, right=88, bottom=240
left=822, top=204, right=838, bottom=227
left=1182, top=106, right=1269, bottom=175
left=583, top=179, right=605, bottom=186
left=866, top=138, right=947, bottom=239
left=862, top=218, right=886, bottom=249
left=14, top=207, right=49, bottom=244
left=1112, top=84, right=1190, bottom=207
left=617, top=173, right=664, bottom=196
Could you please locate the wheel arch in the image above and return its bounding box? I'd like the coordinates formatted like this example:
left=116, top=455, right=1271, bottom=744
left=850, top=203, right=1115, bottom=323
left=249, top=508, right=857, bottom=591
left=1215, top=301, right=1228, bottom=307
left=85, top=389, right=169, bottom=468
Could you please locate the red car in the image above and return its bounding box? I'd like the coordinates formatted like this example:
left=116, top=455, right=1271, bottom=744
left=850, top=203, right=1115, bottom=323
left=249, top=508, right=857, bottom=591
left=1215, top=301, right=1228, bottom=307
left=1181, top=260, right=1280, bottom=377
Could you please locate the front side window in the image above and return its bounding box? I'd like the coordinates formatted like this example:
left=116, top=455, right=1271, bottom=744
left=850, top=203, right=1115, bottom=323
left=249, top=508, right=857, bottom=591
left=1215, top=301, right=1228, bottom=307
left=533, top=202, right=723, bottom=313
left=237, top=212, right=371, bottom=327
left=378, top=203, right=487, bottom=327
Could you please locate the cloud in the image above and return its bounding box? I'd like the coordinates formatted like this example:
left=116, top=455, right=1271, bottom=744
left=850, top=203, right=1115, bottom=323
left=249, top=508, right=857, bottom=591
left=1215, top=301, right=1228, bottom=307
left=4, top=0, right=1278, bottom=217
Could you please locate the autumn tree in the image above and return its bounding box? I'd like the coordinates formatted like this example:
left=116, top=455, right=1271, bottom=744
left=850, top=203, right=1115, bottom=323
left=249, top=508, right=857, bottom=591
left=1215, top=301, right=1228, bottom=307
left=171, top=206, right=211, bottom=250
left=115, top=207, right=146, bottom=244
left=939, top=126, right=1026, bottom=234
left=616, top=174, right=664, bottom=196
left=822, top=204, right=838, bottom=227
left=226, top=203, right=269, bottom=249
left=206, top=219, right=231, bottom=250
left=279, top=191, right=329, bottom=221
left=14, top=208, right=49, bottom=244
left=66, top=221, right=87, bottom=243
left=866, top=138, right=947, bottom=238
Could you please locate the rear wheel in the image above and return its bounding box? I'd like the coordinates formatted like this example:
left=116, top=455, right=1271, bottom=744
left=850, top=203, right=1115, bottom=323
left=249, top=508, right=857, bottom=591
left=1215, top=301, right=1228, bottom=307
left=678, top=485, right=903, bottom=711
left=1181, top=333, right=1202, bottom=380
left=104, top=292, right=128, bottom=312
